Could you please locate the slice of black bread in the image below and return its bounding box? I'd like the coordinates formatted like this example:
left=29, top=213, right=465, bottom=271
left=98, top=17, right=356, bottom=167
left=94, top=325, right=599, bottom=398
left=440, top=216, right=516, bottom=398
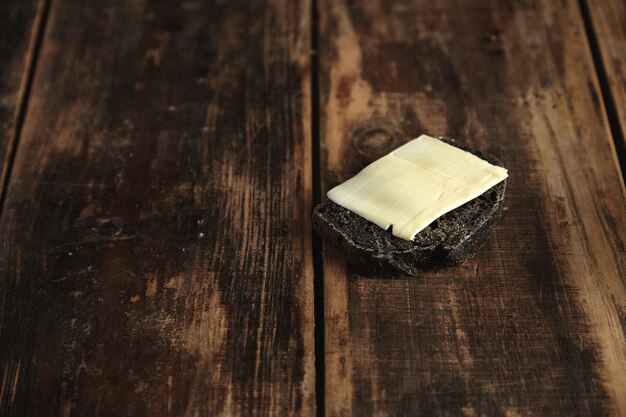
left=313, top=138, right=507, bottom=276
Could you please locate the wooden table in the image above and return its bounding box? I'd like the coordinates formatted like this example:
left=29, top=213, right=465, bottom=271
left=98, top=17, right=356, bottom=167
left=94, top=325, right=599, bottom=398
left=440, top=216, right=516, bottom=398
left=1, top=0, right=625, bottom=416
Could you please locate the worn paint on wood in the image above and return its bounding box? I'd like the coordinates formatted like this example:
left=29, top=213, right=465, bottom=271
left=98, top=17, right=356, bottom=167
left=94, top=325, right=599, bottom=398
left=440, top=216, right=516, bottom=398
left=0, top=0, right=46, bottom=200
left=0, top=0, right=314, bottom=416
left=318, top=0, right=626, bottom=415
left=2, top=0, right=626, bottom=415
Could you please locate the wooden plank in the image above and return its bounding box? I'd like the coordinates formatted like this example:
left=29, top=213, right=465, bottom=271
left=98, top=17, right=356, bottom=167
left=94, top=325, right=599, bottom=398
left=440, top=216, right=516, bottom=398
left=0, top=0, right=46, bottom=200
left=0, top=1, right=314, bottom=416
left=318, top=0, right=626, bottom=415
left=583, top=0, right=626, bottom=174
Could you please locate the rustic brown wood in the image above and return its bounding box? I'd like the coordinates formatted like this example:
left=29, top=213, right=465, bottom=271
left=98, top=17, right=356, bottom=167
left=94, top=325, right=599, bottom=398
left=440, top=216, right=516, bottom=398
left=0, top=0, right=47, bottom=200
left=0, top=0, right=314, bottom=416
left=318, top=0, right=626, bottom=415
left=583, top=0, right=626, bottom=175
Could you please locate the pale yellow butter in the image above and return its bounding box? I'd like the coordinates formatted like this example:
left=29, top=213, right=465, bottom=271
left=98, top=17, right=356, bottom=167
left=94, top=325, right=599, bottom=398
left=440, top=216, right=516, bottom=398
left=327, top=134, right=508, bottom=241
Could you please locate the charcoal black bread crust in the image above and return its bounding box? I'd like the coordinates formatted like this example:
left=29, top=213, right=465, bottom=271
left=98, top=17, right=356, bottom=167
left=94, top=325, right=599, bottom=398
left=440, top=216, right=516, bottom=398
left=313, top=138, right=507, bottom=276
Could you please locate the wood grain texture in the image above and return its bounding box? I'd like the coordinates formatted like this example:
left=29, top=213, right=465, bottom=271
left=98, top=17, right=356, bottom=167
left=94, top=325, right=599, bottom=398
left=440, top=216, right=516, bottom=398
left=583, top=0, right=626, bottom=174
left=0, top=0, right=46, bottom=199
left=318, top=0, right=626, bottom=415
left=0, top=0, right=314, bottom=416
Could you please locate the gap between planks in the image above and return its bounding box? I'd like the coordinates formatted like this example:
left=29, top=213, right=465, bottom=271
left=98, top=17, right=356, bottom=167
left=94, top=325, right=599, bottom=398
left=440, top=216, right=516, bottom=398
left=578, top=0, right=626, bottom=183
left=0, top=0, right=52, bottom=215
left=310, top=0, right=326, bottom=416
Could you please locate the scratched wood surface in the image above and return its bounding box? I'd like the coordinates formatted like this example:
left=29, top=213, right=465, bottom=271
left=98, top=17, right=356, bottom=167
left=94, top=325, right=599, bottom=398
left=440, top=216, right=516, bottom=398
left=0, top=0, right=314, bottom=416
left=318, top=0, right=626, bottom=416
left=0, top=0, right=45, bottom=201
left=2, top=0, right=626, bottom=416
left=584, top=0, right=626, bottom=171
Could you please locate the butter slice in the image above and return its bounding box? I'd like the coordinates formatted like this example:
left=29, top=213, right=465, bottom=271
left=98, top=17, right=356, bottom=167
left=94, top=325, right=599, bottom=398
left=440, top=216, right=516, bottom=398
left=327, top=134, right=508, bottom=241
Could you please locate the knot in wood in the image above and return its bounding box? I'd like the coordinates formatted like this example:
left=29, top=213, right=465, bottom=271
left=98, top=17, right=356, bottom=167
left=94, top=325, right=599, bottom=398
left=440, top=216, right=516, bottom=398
left=482, top=29, right=505, bottom=55
left=353, top=128, right=397, bottom=159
